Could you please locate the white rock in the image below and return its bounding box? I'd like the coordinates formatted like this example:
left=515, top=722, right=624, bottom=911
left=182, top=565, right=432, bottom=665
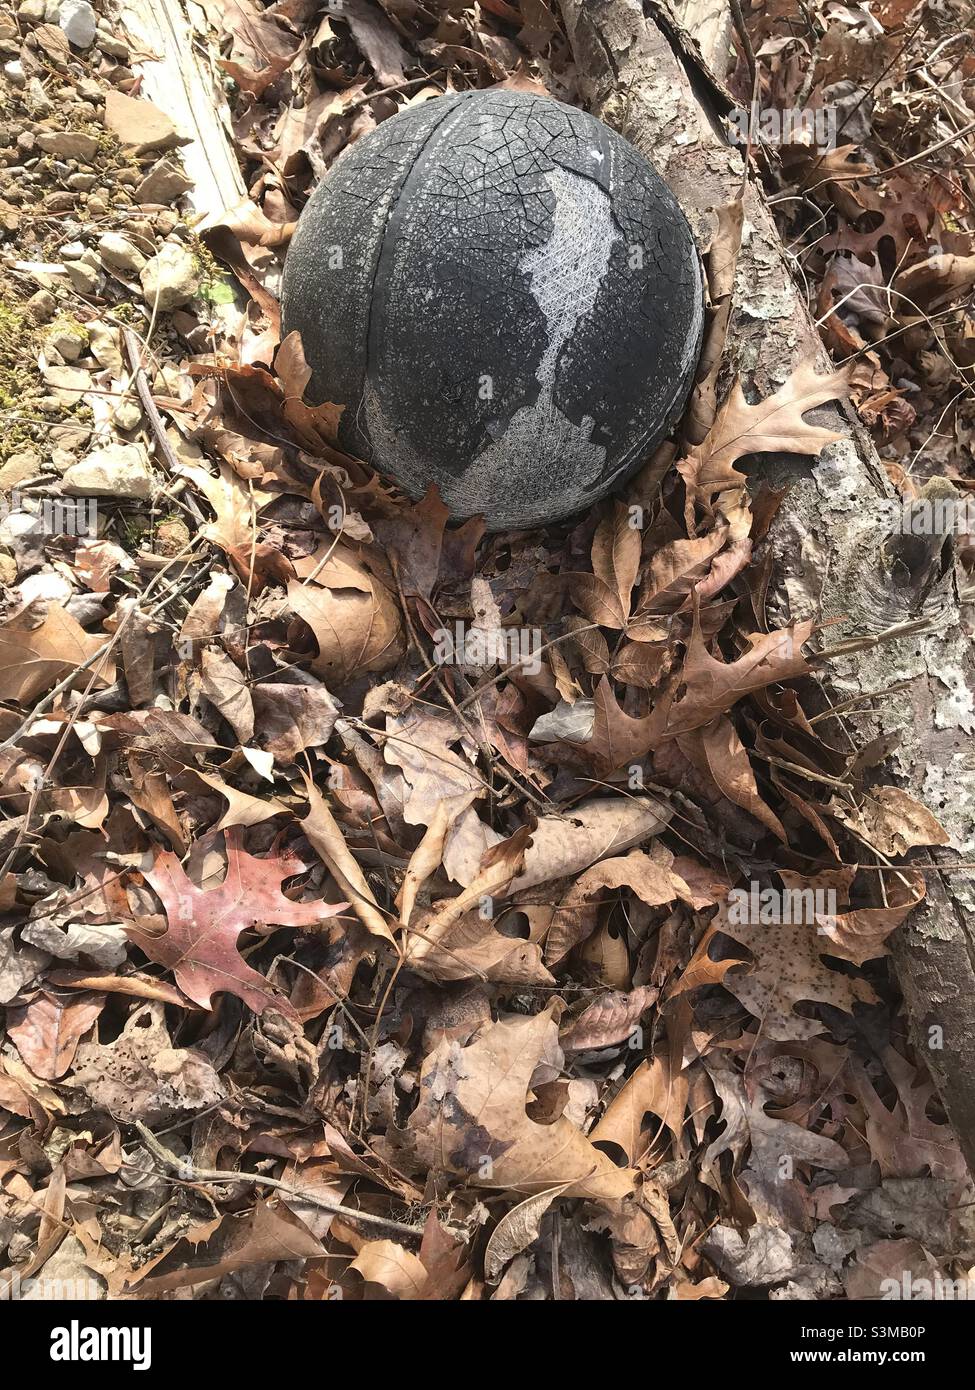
left=3, top=61, right=25, bottom=87
left=98, top=231, right=145, bottom=276
left=58, top=0, right=96, bottom=47
left=64, top=260, right=98, bottom=295
left=140, top=241, right=200, bottom=311
left=62, top=442, right=155, bottom=500
left=87, top=320, right=122, bottom=373
left=114, top=398, right=142, bottom=432
left=46, top=322, right=87, bottom=362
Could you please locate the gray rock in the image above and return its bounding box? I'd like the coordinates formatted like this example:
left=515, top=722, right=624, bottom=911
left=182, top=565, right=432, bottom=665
left=35, top=129, right=99, bottom=161
left=64, top=259, right=98, bottom=295
left=87, top=321, right=122, bottom=373
left=62, top=442, right=155, bottom=499
left=113, top=398, right=142, bottom=432
left=140, top=241, right=200, bottom=310
left=135, top=156, right=193, bottom=205
left=97, top=230, right=145, bottom=275
left=58, top=0, right=96, bottom=48
left=46, top=320, right=87, bottom=361
left=26, top=288, right=56, bottom=323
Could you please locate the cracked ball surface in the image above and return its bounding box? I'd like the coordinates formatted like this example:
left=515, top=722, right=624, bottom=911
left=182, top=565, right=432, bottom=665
left=282, top=89, right=704, bottom=531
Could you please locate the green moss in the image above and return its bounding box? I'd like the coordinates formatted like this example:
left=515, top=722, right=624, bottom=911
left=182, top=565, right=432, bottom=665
left=0, top=300, right=38, bottom=435
left=47, top=314, right=89, bottom=343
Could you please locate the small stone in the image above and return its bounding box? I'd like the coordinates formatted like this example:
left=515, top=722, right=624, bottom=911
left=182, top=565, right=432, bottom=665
left=113, top=398, right=141, bottom=431
left=97, top=34, right=128, bottom=61
left=154, top=210, right=179, bottom=236
left=62, top=442, right=154, bottom=499
left=140, top=242, right=200, bottom=311
left=3, top=60, right=25, bottom=87
left=97, top=230, right=145, bottom=275
left=18, top=0, right=46, bottom=19
left=66, top=171, right=96, bottom=190
left=0, top=450, right=41, bottom=491
left=64, top=259, right=98, bottom=295
left=0, top=553, right=17, bottom=586
left=46, top=319, right=87, bottom=361
left=49, top=422, right=90, bottom=452
left=155, top=518, right=190, bottom=556
left=58, top=0, right=96, bottom=48
left=42, top=363, right=90, bottom=406
left=30, top=23, right=70, bottom=64
left=86, top=320, right=121, bottom=373
left=104, top=90, right=187, bottom=156
left=126, top=218, right=154, bottom=243
left=50, top=446, right=76, bottom=473
left=85, top=194, right=107, bottom=217
left=35, top=129, right=99, bottom=161
left=26, top=288, right=57, bottom=323
left=135, top=157, right=193, bottom=206
left=61, top=239, right=86, bottom=259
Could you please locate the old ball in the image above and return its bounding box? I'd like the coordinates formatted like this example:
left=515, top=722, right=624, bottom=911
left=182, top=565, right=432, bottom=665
left=282, top=89, right=704, bottom=532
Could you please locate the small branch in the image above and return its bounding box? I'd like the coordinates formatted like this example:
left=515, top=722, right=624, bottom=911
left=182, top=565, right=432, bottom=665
left=131, top=1121, right=424, bottom=1243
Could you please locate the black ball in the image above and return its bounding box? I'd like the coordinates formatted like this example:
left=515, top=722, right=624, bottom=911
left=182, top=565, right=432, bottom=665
left=282, top=89, right=703, bottom=531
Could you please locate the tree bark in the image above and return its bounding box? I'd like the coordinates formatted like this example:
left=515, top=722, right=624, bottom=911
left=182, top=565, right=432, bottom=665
left=558, top=0, right=975, bottom=1175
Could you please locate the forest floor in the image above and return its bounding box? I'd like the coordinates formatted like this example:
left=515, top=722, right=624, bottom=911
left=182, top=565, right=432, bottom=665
left=0, top=0, right=973, bottom=1302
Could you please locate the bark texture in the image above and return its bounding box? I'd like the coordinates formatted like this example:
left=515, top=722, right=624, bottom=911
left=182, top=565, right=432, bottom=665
left=558, top=0, right=975, bottom=1174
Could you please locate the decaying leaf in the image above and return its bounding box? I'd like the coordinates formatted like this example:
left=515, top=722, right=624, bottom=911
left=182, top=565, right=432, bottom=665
left=128, top=829, right=349, bottom=1017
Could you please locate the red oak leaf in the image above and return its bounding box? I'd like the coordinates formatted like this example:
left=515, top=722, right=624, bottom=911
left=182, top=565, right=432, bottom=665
left=128, top=829, right=349, bottom=1019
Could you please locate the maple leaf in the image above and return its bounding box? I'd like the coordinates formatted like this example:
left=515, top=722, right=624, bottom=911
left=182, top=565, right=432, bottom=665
left=128, top=829, right=349, bottom=1019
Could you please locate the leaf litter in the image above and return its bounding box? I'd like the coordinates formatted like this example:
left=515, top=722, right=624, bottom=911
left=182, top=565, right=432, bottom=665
left=0, top=0, right=972, bottom=1304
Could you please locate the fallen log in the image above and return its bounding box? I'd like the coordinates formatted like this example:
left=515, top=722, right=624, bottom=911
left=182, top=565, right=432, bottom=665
left=557, top=0, right=975, bottom=1176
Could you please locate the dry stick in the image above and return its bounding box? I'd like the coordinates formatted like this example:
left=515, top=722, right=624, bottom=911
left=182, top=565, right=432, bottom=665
left=786, top=118, right=975, bottom=199
left=0, top=550, right=204, bottom=752
left=122, top=328, right=188, bottom=479
left=453, top=622, right=605, bottom=715
left=131, top=1121, right=422, bottom=1241
left=390, top=561, right=549, bottom=813
left=121, top=326, right=206, bottom=527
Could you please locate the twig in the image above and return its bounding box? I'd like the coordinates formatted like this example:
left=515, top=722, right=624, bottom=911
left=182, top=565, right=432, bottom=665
left=131, top=1120, right=423, bottom=1242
